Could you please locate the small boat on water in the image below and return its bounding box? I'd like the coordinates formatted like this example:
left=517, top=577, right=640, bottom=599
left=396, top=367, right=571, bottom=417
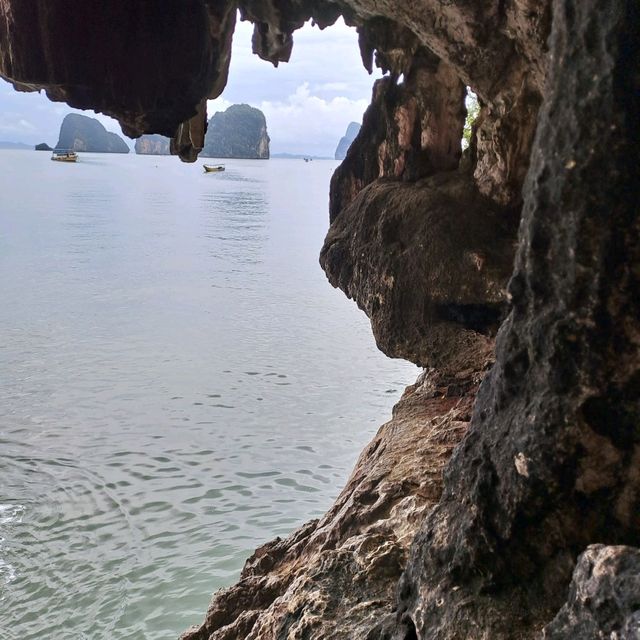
left=203, top=164, right=225, bottom=173
left=51, top=149, right=78, bottom=162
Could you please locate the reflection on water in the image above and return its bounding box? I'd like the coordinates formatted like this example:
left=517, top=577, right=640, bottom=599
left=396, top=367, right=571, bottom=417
left=0, top=151, right=417, bottom=639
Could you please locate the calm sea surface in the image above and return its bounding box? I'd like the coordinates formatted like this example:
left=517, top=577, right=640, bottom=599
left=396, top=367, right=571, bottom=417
left=0, top=151, right=416, bottom=639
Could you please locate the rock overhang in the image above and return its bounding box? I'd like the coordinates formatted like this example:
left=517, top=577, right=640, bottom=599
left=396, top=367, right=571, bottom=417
left=3, top=2, right=635, bottom=639
left=0, top=0, right=548, bottom=359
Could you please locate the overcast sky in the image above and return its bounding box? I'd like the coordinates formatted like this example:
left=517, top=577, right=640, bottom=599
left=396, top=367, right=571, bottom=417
left=0, top=17, right=380, bottom=157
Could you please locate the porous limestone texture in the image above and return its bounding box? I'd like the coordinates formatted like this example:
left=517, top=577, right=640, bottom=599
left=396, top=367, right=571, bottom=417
left=543, top=545, right=640, bottom=639
left=389, top=2, right=640, bottom=638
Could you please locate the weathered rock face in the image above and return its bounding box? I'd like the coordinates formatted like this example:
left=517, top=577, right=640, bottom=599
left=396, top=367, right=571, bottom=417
left=543, top=545, right=640, bottom=639
left=321, top=31, right=522, bottom=372
left=55, top=113, right=129, bottom=153
left=389, top=2, right=640, bottom=638
left=134, top=134, right=170, bottom=155
left=0, top=1, right=236, bottom=160
left=0, top=0, right=547, bottom=173
left=180, top=362, right=491, bottom=640
left=1, top=1, right=638, bottom=639
left=202, top=104, right=269, bottom=159
left=328, top=45, right=467, bottom=223
left=321, top=173, right=518, bottom=369
left=335, top=121, right=360, bottom=160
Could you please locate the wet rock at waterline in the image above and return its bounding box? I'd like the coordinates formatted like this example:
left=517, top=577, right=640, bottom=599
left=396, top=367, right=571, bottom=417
left=180, top=364, right=490, bottom=640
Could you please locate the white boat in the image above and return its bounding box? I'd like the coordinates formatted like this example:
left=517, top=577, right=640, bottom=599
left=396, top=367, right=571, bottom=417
left=51, top=149, right=78, bottom=162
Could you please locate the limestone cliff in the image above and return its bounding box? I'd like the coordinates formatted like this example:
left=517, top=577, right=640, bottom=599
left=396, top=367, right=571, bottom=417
left=0, top=1, right=637, bottom=639
left=56, top=113, right=129, bottom=153
left=334, top=121, right=360, bottom=160
left=201, top=104, right=269, bottom=159
left=135, top=134, right=170, bottom=155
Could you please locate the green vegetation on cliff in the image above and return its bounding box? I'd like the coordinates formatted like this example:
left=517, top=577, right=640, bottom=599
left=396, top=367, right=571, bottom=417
left=202, top=104, right=269, bottom=159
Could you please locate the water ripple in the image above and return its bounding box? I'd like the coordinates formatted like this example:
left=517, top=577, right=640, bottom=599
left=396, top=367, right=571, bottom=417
left=0, top=152, right=417, bottom=639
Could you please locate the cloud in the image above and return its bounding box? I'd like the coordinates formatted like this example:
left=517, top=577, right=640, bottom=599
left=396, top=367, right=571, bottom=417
left=0, top=80, right=127, bottom=145
left=206, top=16, right=378, bottom=156
left=261, top=84, right=367, bottom=156
left=0, top=111, right=37, bottom=134
left=0, top=12, right=378, bottom=153
left=208, top=83, right=367, bottom=157
left=313, top=82, right=350, bottom=93
left=223, top=17, right=376, bottom=104
left=18, top=118, right=36, bottom=131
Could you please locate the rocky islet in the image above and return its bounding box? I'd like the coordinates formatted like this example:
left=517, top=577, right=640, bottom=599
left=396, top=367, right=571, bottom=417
left=201, top=104, right=270, bottom=160
left=134, top=104, right=269, bottom=158
left=55, top=113, right=129, bottom=153
left=134, top=134, right=171, bottom=155
left=335, top=121, right=361, bottom=160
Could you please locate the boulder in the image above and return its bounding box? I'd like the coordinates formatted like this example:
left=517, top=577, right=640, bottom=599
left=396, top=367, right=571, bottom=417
left=543, top=545, right=640, bottom=639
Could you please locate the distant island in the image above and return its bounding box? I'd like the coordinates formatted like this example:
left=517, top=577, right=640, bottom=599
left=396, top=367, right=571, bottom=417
left=35, top=142, right=53, bottom=151
left=0, top=140, right=30, bottom=150
left=56, top=113, right=129, bottom=153
left=334, top=122, right=361, bottom=160
left=271, top=152, right=332, bottom=160
left=131, top=105, right=270, bottom=159
left=202, top=104, right=269, bottom=159
left=134, top=134, right=170, bottom=155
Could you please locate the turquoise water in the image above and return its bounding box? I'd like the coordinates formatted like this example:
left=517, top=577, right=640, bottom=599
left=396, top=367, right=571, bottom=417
left=0, top=151, right=416, bottom=639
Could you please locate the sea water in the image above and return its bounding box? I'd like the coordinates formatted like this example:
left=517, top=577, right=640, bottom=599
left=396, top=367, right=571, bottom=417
left=0, top=151, right=417, bottom=638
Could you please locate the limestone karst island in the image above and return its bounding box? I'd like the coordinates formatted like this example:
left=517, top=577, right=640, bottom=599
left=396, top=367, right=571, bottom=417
left=0, top=3, right=637, bottom=640
left=334, top=121, right=360, bottom=160
left=56, top=113, right=129, bottom=153
left=135, top=104, right=270, bottom=159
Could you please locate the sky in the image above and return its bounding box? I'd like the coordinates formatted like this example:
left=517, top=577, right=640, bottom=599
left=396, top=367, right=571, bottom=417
left=0, top=17, right=380, bottom=157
